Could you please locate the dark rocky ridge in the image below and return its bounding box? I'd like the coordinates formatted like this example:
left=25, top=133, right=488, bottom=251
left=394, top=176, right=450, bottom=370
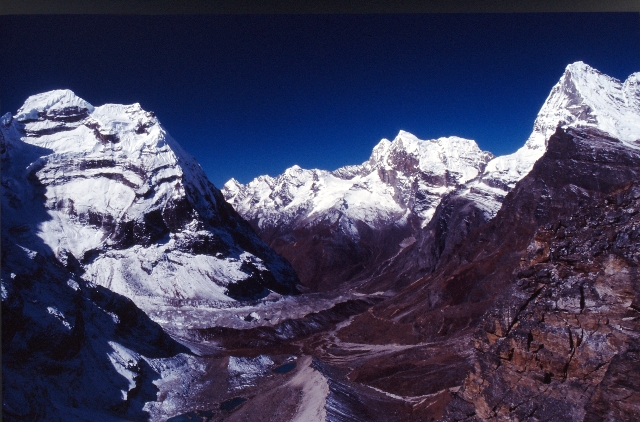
left=358, top=190, right=492, bottom=294
left=261, top=216, right=418, bottom=293
left=443, top=170, right=640, bottom=419
left=324, top=127, right=640, bottom=420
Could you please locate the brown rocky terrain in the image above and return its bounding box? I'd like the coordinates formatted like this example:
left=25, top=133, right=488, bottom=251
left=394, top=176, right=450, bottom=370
left=444, top=166, right=640, bottom=419
left=153, top=126, right=639, bottom=422
left=309, top=127, right=640, bottom=420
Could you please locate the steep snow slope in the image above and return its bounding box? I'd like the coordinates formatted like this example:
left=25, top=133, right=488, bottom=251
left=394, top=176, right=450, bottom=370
left=1, top=90, right=300, bottom=312
left=469, top=61, right=640, bottom=214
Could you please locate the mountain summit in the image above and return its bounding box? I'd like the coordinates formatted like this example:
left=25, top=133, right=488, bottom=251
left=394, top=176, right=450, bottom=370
left=223, top=131, right=493, bottom=291
left=480, top=61, right=640, bottom=194
left=2, top=90, right=300, bottom=310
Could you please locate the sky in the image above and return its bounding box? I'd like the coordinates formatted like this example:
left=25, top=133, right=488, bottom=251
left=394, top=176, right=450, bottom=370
left=1, top=13, right=639, bottom=187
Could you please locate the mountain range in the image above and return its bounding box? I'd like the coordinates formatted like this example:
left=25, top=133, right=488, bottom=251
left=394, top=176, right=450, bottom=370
left=2, top=61, right=640, bottom=421
left=223, top=61, right=640, bottom=293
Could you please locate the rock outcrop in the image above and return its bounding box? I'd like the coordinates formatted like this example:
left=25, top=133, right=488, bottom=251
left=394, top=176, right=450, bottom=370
left=443, top=128, right=640, bottom=421
left=332, top=126, right=640, bottom=420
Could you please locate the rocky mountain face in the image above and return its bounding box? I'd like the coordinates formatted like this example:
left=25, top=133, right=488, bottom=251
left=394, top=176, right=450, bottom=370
left=1, top=130, right=191, bottom=420
left=443, top=129, right=640, bottom=421
left=2, top=224, right=190, bottom=421
left=224, top=62, right=640, bottom=294
left=332, top=126, right=640, bottom=420
left=1, top=90, right=300, bottom=312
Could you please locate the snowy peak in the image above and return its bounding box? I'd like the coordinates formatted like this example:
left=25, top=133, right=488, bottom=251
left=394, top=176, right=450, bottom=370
left=528, top=61, right=640, bottom=150
left=368, top=137, right=392, bottom=164
left=223, top=63, right=639, bottom=292
left=222, top=178, right=243, bottom=197
left=1, top=90, right=300, bottom=310
left=16, top=91, right=176, bottom=161
left=367, top=131, right=493, bottom=185
left=225, top=64, right=640, bottom=236
left=224, top=131, right=494, bottom=235
left=16, top=89, right=95, bottom=122
left=223, top=131, right=494, bottom=290
left=479, top=63, right=640, bottom=198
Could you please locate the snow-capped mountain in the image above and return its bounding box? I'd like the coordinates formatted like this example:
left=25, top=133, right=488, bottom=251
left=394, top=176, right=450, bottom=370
left=473, top=61, right=640, bottom=205
left=223, top=133, right=494, bottom=290
left=1, top=90, right=300, bottom=311
left=224, top=132, right=493, bottom=233
left=223, top=62, right=640, bottom=291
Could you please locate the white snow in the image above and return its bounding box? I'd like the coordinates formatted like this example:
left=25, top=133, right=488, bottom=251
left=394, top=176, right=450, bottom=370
left=2, top=89, right=296, bottom=315
left=16, top=89, right=94, bottom=122
left=289, top=356, right=329, bottom=422
left=46, top=306, right=73, bottom=329
left=223, top=131, right=493, bottom=236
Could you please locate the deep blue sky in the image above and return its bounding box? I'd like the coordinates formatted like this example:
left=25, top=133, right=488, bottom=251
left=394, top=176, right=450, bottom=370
left=2, top=14, right=639, bottom=187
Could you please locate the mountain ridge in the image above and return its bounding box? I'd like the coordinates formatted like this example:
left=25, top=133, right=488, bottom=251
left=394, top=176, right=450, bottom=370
left=224, top=62, right=640, bottom=292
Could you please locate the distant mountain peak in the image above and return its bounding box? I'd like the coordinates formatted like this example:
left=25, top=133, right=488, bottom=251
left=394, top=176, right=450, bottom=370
left=480, top=63, right=640, bottom=197
left=223, top=62, right=639, bottom=291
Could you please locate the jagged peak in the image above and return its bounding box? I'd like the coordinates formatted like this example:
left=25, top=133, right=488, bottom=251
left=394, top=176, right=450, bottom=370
left=395, top=129, right=418, bottom=140
left=537, top=63, right=639, bottom=140
left=221, top=178, right=243, bottom=199
left=16, top=89, right=94, bottom=122
left=557, top=61, right=623, bottom=97
left=369, top=137, right=392, bottom=163
left=392, top=130, right=421, bottom=148
left=564, top=60, right=593, bottom=75
left=283, top=164, right=305, bottom=176
left=561, top=61, right=621, bottom=85
left=224, top=177, right=241, bottom=186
